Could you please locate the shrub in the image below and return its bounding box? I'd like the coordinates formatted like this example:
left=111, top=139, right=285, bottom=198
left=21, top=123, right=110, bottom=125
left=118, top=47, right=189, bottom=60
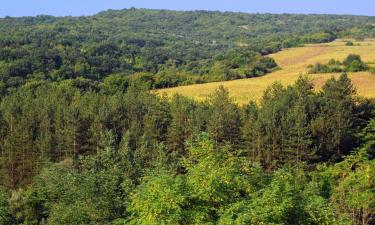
left=344, top=54, right=368, bottom=72
left=345, top=41, right=354, bottom=46
left=309, top=54, right=368, bottom=74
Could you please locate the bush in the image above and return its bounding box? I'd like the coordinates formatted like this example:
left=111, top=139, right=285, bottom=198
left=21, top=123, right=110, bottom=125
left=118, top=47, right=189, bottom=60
left=309, top=54, right=369, bottom=74
left=344, top=54, right=368, bottom=72
left=345, top=41, right=354, bottom=46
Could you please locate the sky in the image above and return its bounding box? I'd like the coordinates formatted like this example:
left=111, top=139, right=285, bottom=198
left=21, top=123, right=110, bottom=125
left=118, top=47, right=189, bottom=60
left=1, top=0, right=374, bottom=18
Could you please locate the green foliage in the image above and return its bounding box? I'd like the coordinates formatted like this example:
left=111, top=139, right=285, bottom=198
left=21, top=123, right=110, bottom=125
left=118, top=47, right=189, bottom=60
left=331, top=159, right=375, bottom=225
left=246, top=169, right=302, bottom=224
left=128, top=133, right=265, bottom=224
left=184, top=134, right=259, bottom=223
left=207, top=86, right=241, bottom=145
left=313, top=148, right=375, bottom=225
left=127, top=170, right=187, bottom=225
left=343, top=54, right=368, bottom=72
left=218, top=167, right=339, bottom=225
left=0, top=188, right=11, bottom=225
left=314, top=73, right=357, bottom=160
left=308, top=54, right=369, bottom=74
left=359, top=118, right=375, bottom=159
left=346, top=41, right=354, bottom=46
left=9, top=131, right=136, bottom=225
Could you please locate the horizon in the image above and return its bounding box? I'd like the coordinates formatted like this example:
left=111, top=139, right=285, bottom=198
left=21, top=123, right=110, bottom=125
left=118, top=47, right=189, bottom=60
left=2, top=8, right=375, bottom=19
left=1, top=0, right=375, bottom=18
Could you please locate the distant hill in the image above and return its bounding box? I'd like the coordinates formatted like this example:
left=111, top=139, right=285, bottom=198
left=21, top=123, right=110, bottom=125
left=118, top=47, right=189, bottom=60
left=0, top=9, right=375, bottom=94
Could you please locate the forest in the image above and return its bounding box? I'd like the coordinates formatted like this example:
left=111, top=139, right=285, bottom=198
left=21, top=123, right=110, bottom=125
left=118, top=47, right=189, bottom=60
left=0, top=8, right=374, bottom=225
left=0, top=73, right=374, bottom=224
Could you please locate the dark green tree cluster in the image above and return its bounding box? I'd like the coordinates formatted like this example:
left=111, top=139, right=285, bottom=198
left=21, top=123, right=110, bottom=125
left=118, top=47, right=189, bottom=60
left=308, top=54, right=373, bottom=73
left=0, top=74, right=374, bottom=224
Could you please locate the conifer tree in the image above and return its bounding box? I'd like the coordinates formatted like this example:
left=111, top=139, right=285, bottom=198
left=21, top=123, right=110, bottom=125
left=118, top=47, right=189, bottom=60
left=207, top=86, right=241, bottom=146
left=316, top=73, right=357, bottom=161
left=167, top=95, right=195, bottom=165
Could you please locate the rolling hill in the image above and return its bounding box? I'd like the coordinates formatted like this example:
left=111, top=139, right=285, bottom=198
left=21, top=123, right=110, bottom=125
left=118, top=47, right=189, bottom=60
left=1, top=9, right=375, bottom=93
left=157, top=39, right=375, bottom=104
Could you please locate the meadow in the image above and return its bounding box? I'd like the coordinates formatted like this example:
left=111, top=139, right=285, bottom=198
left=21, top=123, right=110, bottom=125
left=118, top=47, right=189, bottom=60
left=158, top=39, right=375, bottom=104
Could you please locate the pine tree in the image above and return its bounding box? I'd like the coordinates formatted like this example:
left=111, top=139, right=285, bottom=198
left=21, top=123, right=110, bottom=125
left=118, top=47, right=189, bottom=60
left=316, top=73, right=357, bottom=161
left=241, top=101, right=261, bottom=161
left=257, top=82, right=285, bottom=169
left=282, top=76, right=315, bottom=165
left=167, top=95, right=195, bottom=164
left=207, top=86, right=241, bottom=146
left=282, top=102, right=313, bottom=165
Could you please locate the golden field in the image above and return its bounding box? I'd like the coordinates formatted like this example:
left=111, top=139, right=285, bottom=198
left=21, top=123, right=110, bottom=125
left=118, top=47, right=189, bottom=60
left=157, top=39, right=375, bottom=104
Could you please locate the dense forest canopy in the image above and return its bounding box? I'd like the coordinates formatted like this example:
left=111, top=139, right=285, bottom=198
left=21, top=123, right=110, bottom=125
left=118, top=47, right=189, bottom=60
left=0, top=8, right=375, bottom=225
left=0, top=74, right=374, bottom=224
left=0, top=9, right=375, bottom=93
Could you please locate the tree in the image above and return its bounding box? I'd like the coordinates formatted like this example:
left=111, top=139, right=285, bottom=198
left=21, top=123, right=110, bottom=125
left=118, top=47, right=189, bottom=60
left=360, top=119, right=375, bottom=158
left=317, top=148, right=375, bottom=225
left=241, top=101, right=261, bottom=161
left=343, top=54, right=367, bottom=72
left=0, top=188, right=11, bottom=225
left=127, top=170, right=187, bottom=225
left=219, top=167, right=338, bottom=225
left=256, top=82, right=286, bottom=169
left=315, top=73, right=357, bottom=161
left=207, top=86, right=241, bottom=146
left=282, top=102, right=313, bottom=165
left=167, top=95, right=195, bottom=168
left=183, top=133, right=261, bottom=224
left=19, top=130, right=134, bottom=225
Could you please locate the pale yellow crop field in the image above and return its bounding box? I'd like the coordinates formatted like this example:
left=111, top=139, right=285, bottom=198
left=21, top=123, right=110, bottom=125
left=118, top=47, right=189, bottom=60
left=157, top=39, right=375, bottom=104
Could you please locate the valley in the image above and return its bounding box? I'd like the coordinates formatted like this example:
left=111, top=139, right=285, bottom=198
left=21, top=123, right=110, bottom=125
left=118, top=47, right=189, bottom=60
left=159, top=39, right=375, bottom=104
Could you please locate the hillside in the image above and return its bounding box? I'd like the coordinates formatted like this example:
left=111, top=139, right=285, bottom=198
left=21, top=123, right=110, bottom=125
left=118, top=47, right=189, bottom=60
left=158, top=39, right=375, bottom=104
left=1, top=9, right=375, bottom=94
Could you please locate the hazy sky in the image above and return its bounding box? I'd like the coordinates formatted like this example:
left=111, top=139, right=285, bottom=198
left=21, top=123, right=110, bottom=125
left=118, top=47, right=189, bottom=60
left=1, top=0, right=374, bottom=17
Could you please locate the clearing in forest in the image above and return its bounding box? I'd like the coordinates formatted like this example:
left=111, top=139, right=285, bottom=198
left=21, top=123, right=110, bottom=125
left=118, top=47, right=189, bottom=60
left=157, top=39, right=375, bottom=104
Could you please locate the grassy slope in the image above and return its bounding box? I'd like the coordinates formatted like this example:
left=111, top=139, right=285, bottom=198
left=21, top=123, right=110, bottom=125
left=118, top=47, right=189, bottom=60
left=157, top=39, right=375, bottom=104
